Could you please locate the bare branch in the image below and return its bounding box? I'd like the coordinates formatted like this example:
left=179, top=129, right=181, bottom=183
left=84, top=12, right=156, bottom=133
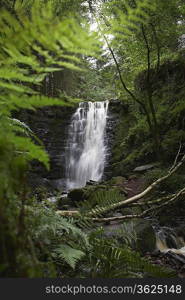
left=87, top=153, right=185, bottom=216
left=56, top=210, right=79, bottom=217
left=169, top=142, right=182, bottom=172
left=93, top=186, right=185, bottom=223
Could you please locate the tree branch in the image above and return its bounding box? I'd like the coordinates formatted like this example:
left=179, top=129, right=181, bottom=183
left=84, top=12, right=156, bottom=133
left=88, top=1, right=149, bottom=113
left=150, top=23, right=160, bottom=72
left=141, top=24, right=160, bottom=156
left=86, top=153, right=185, bottom=216
left=92, top=186, right=185, bottom=223
left=141, top=24, right=151, bottom=86
left=169, top=142, right=182, bottom=172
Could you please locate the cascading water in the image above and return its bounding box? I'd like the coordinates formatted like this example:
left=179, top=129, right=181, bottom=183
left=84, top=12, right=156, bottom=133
left=155, top=226, right=185, bottom=256
left=65, top=101, right=109, bottom=190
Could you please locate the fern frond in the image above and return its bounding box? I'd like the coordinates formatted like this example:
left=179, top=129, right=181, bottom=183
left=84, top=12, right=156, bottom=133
left=0, top=1, right=100, bottom=172
left=11, top=135, right=49, bottom=169
left=53, top=244, right=84, bottom=269
left=31, top=204, right=89, bottom=247
left=9, top=118, right=33, bottom=135
left=87, top=237, right=176, bottom=278
left=80, top=189, right=124, bottom=218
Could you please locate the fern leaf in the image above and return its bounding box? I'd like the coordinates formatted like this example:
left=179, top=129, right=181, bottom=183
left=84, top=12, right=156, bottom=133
left=11, top=135, right=49, bottom=169
left=53, top=244, right=84, bottom=269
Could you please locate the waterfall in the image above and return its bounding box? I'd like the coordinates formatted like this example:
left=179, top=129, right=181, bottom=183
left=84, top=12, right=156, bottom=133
left=155, top=226, right=185, bottom=256
left=65, top=101, right=109, bottom=190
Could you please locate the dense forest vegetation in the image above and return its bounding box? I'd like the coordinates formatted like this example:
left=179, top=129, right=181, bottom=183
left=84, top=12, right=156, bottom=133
left=0, top=0, right=185, bottom=278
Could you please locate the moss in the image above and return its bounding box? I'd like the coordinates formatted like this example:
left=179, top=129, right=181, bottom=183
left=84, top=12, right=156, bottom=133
left=143, top=167, right=185, bottom=193
left=108, top=176, right=127, bottom=185
left=132, top=219, right=156, bottom=254
left=56, top=197, right=72, bottom=209
left=111, top=112, right=135, bottom=164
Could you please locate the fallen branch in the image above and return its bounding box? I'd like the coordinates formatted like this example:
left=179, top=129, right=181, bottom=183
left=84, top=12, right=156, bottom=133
left=127, top=191, right=185, bottom=207
left=56, top=189, right=185, bottom=221
left=56, top=210, right=79, bottom=217
left=92, top=186, right=185, bottom=223
left=87, top=153, right=185, bottom=217
left=169, top=142, right=182, bottom=172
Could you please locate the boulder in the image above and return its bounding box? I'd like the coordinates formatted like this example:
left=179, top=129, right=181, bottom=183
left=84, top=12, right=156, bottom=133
left=49, top=179, right=65, bottom=191
left=133, top=219, right=156, bottom=254
left=103, top=223, right=124, bottom=238
left=108, top=176, right=127, bottom=195
left=109, top=176, right=127, bottom=185
left=68, top=188, right=86, bottom=202
left=86, top=180, right=99, bottom=186
left=99, top=218, right=156, bottom=255
left=133, top=163, right=157, bottom=172
left=56, top=196, right=72, bottom=209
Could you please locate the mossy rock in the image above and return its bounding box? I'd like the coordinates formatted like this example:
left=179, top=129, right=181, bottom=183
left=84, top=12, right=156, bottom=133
left=119, top=206, right=143, bottom=217
left=133, top=219, right=156, bottom=254
left=107, top=177, right=127, bottom=195
left=56, top=197, right=72, bottom=209
left=67, top=185, right=98, bottom=203
left=68, top=188, right=86, bottom=202
left=109, top=176, right=127, bottom=185
left=120, top=207, right=133, bottom=215
left=131, top=206, right=143, bottom=215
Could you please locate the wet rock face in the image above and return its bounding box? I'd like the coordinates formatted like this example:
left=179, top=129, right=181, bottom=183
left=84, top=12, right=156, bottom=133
left=17, top=105, right=76, bottom=191
left=103, top=109, right=118, bottom=179
left=103, top=101, right=126, bottom=179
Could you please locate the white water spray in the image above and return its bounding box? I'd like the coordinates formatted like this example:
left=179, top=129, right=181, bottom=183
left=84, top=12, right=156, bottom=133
left=65, top=101, right=109, bottom=190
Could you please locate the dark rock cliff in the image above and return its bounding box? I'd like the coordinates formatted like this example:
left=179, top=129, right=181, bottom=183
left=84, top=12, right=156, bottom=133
left=17, top=105, right=76, bottom=192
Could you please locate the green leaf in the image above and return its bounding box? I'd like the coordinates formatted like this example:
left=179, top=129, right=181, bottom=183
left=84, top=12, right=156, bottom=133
left=54, top=244, right=84, bottom=269
left=11, top=136, right=49, bottom=169
left=0, top=81, right=36, bottom=94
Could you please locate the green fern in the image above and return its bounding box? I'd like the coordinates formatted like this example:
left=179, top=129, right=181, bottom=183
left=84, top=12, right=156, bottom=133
left=83, top=234, right=176, bottom=278
left=105, top=0, right=156, bottom=36
left=0, top=1, right=99, bottom=277
left=27, top=203, right=89, bottom=271
left=31, top=204, right=89, bottom=245
left=80, top=189, right=124, bottom=218
left=0, top=2, right=99, bottom=170
left=53, top=244, right=84, bottom=269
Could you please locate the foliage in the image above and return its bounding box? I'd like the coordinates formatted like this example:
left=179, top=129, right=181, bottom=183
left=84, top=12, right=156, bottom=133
left=144, top=167, right=185, bottom=194
left=111, top=113, right=154, bottom=174
left=78, top=228, right=175, bottom=278
left=0, top=1, right=98, bottom=277
left=78, top=189, right=124, bottom=217
left=78, top=64, right=116, bottom=101
left=54, top=245, right=84, bottom=270
left=96, top=0, right=185, bottom=158
left=28, top=202, right=89, bottom=272
left=0, top=198, right=89, bottom=277
left=0, top=1, right=98, bottom=166
left=102, top=0, right=185, bottom=88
